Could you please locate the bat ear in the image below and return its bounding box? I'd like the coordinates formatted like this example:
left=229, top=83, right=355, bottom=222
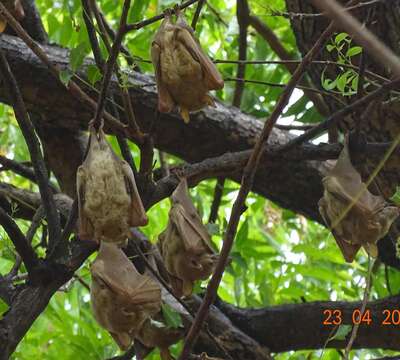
left=14, top=0, right=25, bottom=20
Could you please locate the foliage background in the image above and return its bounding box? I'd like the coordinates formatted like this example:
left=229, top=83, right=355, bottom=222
left=0, top=0, right=399, bottom=359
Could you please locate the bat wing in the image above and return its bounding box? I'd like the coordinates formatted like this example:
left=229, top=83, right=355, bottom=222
left=176, top=28, right=224, bottom=91
left=319, top=198, right=361, bottom=262
left=171, top=179, right=215, bottom=253
left=151, top=41, right=175, bottom=113
left=76, top=165, right=94, bottom=240
left=121, top=161, right=148, bottom=227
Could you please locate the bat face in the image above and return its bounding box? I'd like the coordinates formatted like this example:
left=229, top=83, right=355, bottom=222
left=158, top=179, right=219, bottom=297
left=76, top=125, right=148, bottom=244
left=319, top=139, right=399, bottom=262
left=151, top=9, right=224, bottom=123
left=90, top=242, right=161, bottom=349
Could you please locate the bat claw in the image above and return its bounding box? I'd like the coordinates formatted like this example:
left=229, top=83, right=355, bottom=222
left=180, top=108, right=190, bottom=123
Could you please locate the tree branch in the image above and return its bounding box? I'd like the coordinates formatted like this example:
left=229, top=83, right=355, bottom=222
left=0, top=46, right=61, bottom=246
left=0, top=155, right=59, bottom=193
left=0, top=206, right=38, bottom=274
left=232, top=0, right=249, bottom=108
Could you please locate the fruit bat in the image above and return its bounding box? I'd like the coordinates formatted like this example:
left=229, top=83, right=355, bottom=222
left=0, top=0, right=25, bottom=33
left=90, top=242, right=161, bottom=350
left=136, top=316, right=184, bottom=360
left=76, top=125, right=148, bottom=245
left=158, top=178, right=219, bottom=297
left=318, top=139, right=400, bottom=262
left=151, top=7, right=224, bottom=123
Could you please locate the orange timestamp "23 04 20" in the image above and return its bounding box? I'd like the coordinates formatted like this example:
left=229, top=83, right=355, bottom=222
left=323, top=309, right=400, bottom=326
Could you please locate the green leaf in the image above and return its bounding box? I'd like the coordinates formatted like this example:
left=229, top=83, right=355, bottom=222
left=335, top=32, right=349, bottom=44
left=161, top=303, right=182, bottom=329
left=346, top=46, right=362, bottom=57
left=390, top=186, right=400, bottom=205
left=0, top=298, right=9, bottom=318
left=326, top=44, right=335, bottom=52
left=128, top=0, right=151, bottom=23
left=329, top=324, right=352, bottom=341
left=206, top=222, right=220, bottom=236
left=235, top=218, right=249, bottom=250
left=70, top=42, right=89, bottom=72
left=86, top=65, right=102, bottom=85
left=59, top=69, right=73, bottom=86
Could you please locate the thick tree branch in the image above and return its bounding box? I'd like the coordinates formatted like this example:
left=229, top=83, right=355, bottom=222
left=216, top=294, right=400, bottom=352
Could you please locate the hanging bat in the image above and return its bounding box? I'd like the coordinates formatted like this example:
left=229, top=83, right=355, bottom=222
left=151, top=7, right=224, bottom=123
left=90, top=242, right=161, bottom=350
left=0, top=0, right=25, bottom=33
left=318, top=138, right=399, bottom=262
left=158, top=178, right=219, bottom=297
left=136, top=316, right=185, bottom=360
left=76, top=125, right=148, bottom=245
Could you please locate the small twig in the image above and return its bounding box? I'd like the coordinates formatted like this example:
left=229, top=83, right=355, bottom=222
left=191, top=0, right=206, bottom=30
left=208, top=178, right=225, bottom=223
left=178, top=15, right=337, bottom=360
left=0, top=46, right=61, bottom=246
left=125, top=0, right=201, bottom=31
left=272, top=0, right=383, bottom=19
left=87, top=0, right=144, bottom=141
left=312, top=0, right=400, bottom=77
left=26, top=206, right=45, bottom=244
left=0, top=3, right=125, bottom=134
left=159, top=151, right=170, bottom=177
left=92, top=0, right=131, bottom=131
left=276, top=78, right=400, bottom=154
left=60, top=199, right=78, bottom=245
left=205, top=1, right=228, bottom=27
left=0, top=206, right=38, bottom=274
left=247, top=11, right=330, bottom=116
left=81, top=0, right=105, bottom=70
left=274, top=123, right=316, bottom=131
left=344, top=257, right=373, bottom=359
left=73, top=274, right=90, bottom=291
left=225, top=77, right=344, bottom=101
left=232, top=0, right=249, bottom=108
left=0, top=155, right=59, bottom=193
left=90, top=0, right=135, bottom=67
